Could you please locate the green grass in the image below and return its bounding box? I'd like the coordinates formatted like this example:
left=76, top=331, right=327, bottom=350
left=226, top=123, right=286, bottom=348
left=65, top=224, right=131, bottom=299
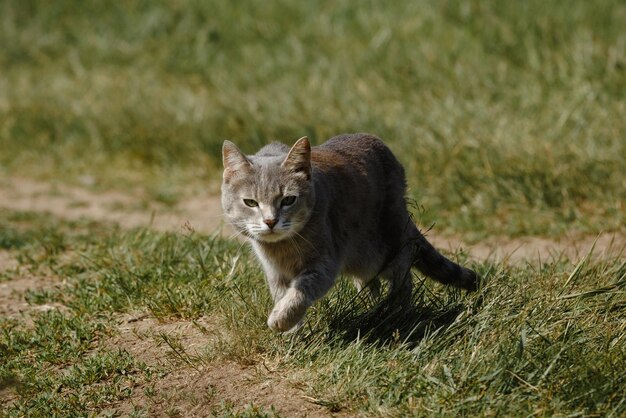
left=1, top=313, right=152, bottom=417
left=1, top=1, right=625, bottom=416
left=1, top=210, right=624, bottom=416
left=1, top=0, right=625, bottom=236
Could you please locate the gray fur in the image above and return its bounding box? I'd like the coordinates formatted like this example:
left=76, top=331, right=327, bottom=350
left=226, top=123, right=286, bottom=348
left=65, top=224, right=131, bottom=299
left=222, top=133, right=479, bottom=332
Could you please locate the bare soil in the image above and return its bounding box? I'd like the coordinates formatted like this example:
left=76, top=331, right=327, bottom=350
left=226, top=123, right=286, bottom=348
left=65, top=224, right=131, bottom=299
left=0, top=250, right=18, bottom=273
left=430, top=231, right=626, bottom=265
left=0, top=177, right=225, bottom=234
left=1, top=175, right=624, bottom=416
left=105, top=314, right=332, bottom=416
left=123, top=358, right=333, bottom=417
left=0, top=252, right=68, bottom=321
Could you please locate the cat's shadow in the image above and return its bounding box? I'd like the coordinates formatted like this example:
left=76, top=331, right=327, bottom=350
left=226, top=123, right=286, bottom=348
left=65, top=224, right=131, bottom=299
left=306, top=279, right=472, bottom=348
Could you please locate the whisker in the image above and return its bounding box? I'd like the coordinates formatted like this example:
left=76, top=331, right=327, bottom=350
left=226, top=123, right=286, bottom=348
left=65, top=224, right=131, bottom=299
left=228, top=230, right=246, bottom=241
left=292, top=230, right=316, bottom=251
left=235, top=237, right=250, bottom=254
left=288, top=236, right=305, bottom=258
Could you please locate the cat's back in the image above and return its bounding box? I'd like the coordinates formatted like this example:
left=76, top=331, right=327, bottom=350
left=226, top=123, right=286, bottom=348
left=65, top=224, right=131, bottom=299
left=307, top=133, right=410, bottom=277
left=312, top=133, right=405, bottom=185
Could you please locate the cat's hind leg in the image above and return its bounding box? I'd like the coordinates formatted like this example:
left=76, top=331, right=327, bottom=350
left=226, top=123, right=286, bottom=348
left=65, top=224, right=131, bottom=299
left=353, top=276, right=381, bottom=301
left=380, top=244, right=414, bottom=304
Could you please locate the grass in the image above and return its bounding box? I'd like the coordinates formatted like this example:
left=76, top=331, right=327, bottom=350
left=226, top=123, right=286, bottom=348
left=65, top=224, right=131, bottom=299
left=1, top=0, right=625, bottom=237
left=1, top=1, right=625, bottom=416
left=1, top=312, right=151, bottom=417
left=1, top=210, right=624, bottom=416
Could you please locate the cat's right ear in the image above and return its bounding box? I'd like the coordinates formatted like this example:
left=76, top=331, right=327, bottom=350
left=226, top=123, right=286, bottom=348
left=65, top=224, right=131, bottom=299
left=222, top=140, right=252, bottom=175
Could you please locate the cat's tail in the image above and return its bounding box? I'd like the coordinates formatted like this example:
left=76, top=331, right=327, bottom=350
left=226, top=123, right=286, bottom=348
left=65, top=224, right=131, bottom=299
left=412, top=232, right=480, bottom=291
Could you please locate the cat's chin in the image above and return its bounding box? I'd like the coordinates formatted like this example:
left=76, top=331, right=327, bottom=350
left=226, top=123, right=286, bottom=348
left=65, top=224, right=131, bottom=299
left=254, top=231, right=290, bottom=243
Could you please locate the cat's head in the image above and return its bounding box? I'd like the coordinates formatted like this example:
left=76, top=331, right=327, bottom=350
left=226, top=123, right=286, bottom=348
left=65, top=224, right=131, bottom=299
left=221, top=137, right=315, bottom=243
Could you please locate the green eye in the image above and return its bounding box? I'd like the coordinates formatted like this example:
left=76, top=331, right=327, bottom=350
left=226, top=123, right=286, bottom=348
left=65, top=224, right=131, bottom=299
left=243, top=199, right=258, bottom=207
left=281, top=196, right=297, bottom=207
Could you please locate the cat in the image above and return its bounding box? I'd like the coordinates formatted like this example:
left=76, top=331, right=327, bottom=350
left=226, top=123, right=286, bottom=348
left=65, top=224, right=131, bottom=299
left=221, top=133, right=479, bottom=332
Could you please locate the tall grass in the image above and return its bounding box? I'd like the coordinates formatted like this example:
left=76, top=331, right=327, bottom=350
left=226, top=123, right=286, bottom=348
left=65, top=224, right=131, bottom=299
left=1, top=0, right=625, bottom=235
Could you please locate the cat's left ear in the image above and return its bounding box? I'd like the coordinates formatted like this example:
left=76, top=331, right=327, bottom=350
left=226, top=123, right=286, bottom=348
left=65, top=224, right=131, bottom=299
left=282, top=136, right=311, bottom=179
left=222, top=140, right=252, bottom=174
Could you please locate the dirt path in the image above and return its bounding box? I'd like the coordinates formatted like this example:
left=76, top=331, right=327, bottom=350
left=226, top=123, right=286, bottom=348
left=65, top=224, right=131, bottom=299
left=0, top=177, right=225, bottom=234
left=1, top=176, right=624, bottom=264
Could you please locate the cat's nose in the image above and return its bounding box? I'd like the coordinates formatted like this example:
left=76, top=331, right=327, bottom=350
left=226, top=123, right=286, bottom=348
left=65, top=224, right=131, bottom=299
left=264, top=218, right=278, bottom=229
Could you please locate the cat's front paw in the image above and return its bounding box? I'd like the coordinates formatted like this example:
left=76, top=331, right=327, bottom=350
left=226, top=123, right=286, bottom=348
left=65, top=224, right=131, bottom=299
left=267, top=315, right=303, bottom=334
left=267, top=288, right=309, bottom=332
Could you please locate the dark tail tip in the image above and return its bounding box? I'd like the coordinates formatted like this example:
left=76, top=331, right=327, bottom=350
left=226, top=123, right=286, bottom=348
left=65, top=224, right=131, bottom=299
left=457, top=267, right=480, bottom=292
left=413, top=234, right=481, bottom=292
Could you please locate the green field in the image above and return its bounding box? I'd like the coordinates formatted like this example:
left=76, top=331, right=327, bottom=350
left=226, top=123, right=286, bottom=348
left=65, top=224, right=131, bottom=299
left=1, top=1, right=625, bottom=416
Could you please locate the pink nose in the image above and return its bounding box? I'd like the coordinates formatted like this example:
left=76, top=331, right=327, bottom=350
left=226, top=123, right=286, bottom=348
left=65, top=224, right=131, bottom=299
left=264, top=219, right=278, bottom=229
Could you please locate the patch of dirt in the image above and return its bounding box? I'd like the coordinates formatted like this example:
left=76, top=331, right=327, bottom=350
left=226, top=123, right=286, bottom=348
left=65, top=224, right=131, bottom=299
left=0, top=177, right=226, bottom=235
left=429, top=231, right=626, bottom=264
left=140, top=361, right=334, bottom=417
left=109, top=314, right=333, bottom=417
left=0, top=250, right=19, bottom=273
left=0, top=273, right=68, bottom=320
left=108, top=314, right=222, bottom=367
left=0, top=250, right=65, bottom=313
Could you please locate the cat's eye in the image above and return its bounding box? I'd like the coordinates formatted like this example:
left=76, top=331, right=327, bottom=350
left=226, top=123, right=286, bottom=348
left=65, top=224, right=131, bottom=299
left=281, top=196, right=297, bottom=207
left=243, top=199, right=258, bottom=207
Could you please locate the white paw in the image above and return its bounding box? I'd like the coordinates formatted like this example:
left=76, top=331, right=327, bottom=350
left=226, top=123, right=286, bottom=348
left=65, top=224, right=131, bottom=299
left=267, top=288, right=309, bottom=332
left=267, top=313, right=303, bottom=333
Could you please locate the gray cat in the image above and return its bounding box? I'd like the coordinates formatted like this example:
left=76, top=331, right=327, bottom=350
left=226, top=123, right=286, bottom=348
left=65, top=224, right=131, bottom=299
left=221, top=133, right=479, bottom=332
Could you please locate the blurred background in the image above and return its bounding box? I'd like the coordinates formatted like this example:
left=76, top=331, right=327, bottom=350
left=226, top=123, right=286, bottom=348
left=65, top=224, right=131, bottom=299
left=1, top=0, right=625, bottom=238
